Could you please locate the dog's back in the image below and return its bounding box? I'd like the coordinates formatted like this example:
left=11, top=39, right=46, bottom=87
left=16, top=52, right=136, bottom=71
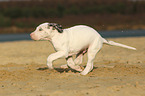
left=64, top=25, right=103, bottom=54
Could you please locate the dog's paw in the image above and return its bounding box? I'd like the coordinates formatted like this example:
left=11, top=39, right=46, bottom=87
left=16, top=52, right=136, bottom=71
left=80, top=71, right=88, bottom=75
left=75, top=67, right=83, bottom=72
left=72, top=65, right=84, bottom=72
left=48, top=67, right=54, bottom=70
left=60, top=64, right=69, bottom=69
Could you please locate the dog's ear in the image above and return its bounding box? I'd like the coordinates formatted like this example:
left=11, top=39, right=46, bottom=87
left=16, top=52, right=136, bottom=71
left=48, top=23, right=63, bottom=33
left=55, top=24, right=63, bottom=33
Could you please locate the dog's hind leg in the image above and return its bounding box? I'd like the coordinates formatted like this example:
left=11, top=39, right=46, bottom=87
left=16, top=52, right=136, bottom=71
left=81, top=39, right=102, bottom=75
left=61, top=52, right=86, bottom=70
left=74, top=54, right=83, bottom=65
left=66, top=56, right=83, bottom=72
left=74, top=49, right=87, bottom=65
left=73, top=50, right=87, bottom=71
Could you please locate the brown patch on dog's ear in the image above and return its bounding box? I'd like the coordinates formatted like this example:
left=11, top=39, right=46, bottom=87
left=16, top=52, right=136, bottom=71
left=48, top=23, right=63, bottom=33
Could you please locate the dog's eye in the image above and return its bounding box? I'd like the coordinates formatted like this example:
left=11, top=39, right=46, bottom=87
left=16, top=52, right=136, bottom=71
left=39, top=28, right=43, bottom=31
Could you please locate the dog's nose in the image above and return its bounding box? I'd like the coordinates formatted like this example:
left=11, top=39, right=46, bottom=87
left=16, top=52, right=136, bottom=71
left=30, top=33, right=32, bottom=36
left=30, top=33, right=35, bottom=40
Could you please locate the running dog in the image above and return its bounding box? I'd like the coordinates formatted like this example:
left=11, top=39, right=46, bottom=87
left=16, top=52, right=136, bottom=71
left=30, top=23, right=136, bottom=75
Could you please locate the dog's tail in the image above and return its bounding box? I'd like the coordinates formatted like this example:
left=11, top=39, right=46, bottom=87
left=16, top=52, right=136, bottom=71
left=102, top=38, right=136, bottom=50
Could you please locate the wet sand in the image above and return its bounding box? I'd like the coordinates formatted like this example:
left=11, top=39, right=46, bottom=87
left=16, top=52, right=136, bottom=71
left=0, top=37, right=145, bottom=96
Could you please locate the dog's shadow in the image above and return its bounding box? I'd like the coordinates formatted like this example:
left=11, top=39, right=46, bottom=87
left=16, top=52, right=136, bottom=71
left=37, top=66, right=98, bottom=73
left=37, top=67, right=79, bottom=73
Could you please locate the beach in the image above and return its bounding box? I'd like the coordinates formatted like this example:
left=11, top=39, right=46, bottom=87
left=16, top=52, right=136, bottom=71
left=0, top=37, right=145, bottom=96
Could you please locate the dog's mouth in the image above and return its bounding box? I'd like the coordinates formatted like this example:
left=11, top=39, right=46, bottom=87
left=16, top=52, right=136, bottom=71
left=30, top=36, right=38, bottom=41
left=30, top=35, right=48, bottom=41
left=30, top=33, right=40, bottom=41
left=40, top=37, right=51, bottom=41
left=30, top=33, right=51, bottom=41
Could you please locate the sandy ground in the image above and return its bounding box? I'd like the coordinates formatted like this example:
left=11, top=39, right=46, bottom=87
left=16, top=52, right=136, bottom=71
left=0, top=37, right=145, bottom=96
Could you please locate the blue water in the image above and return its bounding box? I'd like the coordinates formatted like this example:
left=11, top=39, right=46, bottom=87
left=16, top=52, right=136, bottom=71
left=0, top=30, right=145, bottom=42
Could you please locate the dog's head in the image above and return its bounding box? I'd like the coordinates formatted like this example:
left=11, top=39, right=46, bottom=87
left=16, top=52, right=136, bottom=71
left=30, top=23, right=63, bottom=41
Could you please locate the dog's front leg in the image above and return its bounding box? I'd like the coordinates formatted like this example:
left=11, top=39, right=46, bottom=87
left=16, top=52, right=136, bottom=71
left=47, top=51, right=67, bottom=69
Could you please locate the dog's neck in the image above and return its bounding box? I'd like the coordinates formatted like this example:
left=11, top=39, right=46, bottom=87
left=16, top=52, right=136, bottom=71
left=43, top=37, right=52, bottom=41
left=51, top=29, right=66, bottom=42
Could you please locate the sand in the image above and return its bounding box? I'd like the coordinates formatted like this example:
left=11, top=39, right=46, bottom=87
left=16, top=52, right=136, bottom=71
left=0, top=37, right=145, bottom=96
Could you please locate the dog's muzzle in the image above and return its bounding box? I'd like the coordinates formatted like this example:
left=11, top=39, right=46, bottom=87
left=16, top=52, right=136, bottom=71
left=30, top=32, right=40, bottom=41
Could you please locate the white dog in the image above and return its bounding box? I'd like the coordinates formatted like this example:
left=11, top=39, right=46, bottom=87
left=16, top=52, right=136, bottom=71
left=30, top=23, right=136, bottom=75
